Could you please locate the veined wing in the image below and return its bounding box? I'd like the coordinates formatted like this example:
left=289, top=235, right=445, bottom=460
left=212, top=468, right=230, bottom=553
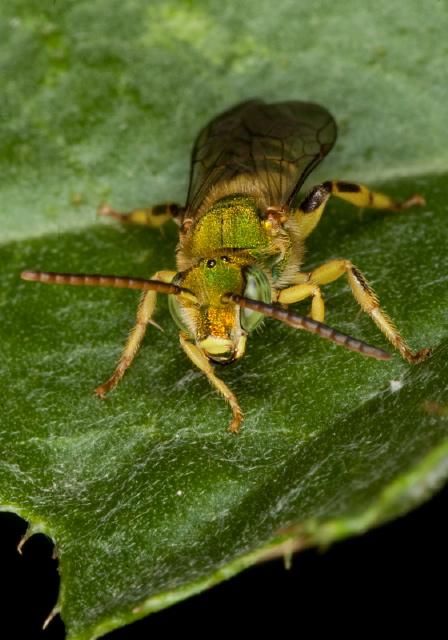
left=186, top=100, right=337, bottom=214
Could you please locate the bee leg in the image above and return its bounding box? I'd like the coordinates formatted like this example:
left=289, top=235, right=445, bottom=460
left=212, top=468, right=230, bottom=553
left=276, top=283, right=325, bottom=322
left=94, top=270, right=176, bottom=397
left=295, top=181, right=425, bottom=241
left=98, top=202, right=185, bottom=228
left=284, top=261, right=431, bottom=363
left=179, top=334, right=243, bottom=433
left=319, top=181, right=425, bottom=211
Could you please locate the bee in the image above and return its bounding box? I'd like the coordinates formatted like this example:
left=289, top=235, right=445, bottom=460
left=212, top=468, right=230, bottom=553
left=22, top=100, right=431, bottom=432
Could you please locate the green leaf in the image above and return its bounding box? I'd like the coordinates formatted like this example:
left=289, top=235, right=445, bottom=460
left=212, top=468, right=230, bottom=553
left=1, top=1, right=448, bottom=638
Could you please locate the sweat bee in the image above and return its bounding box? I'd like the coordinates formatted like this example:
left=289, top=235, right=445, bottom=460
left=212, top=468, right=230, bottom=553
left=22, top=100, right=431, bottom=432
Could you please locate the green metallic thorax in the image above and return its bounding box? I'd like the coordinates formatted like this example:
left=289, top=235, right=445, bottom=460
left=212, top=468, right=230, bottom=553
left=188, top=195, right=271, bottom=259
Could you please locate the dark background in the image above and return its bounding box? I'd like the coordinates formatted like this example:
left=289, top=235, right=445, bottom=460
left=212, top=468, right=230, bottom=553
left=3, top=483, right=446, bottom=638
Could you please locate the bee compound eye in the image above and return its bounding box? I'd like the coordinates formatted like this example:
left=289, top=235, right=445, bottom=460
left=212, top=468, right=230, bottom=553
left=206, top=259, right=216, bottom=268
left=240, top=265, right=271, bottom=333
left=168, top=274, right=191, bottom=333
left=168, top=291, right=190, bottom=333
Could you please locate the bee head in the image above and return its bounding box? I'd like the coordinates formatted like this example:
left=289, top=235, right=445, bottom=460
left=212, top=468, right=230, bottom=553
left=168, top=256, right=271, bottom=363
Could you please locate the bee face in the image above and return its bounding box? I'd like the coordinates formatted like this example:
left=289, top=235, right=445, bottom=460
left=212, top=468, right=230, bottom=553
left=168, top=257, right=271, bottom=363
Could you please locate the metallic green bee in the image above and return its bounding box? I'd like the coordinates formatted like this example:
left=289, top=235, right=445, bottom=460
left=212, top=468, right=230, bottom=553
left=22, top=100, right=431, bottom=431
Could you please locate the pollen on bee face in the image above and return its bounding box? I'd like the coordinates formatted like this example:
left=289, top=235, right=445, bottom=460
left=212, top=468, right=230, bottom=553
left=206, top=306, right=235, bottom=336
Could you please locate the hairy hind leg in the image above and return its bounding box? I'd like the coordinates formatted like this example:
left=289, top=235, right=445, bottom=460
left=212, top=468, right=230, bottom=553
left=294, top=180, right=425, bottom=240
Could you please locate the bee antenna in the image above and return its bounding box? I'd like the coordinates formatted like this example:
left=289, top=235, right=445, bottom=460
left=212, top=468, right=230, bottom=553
left=223, top=293, right=391, bottom=361
left=21, top=270, right=198, bottom=303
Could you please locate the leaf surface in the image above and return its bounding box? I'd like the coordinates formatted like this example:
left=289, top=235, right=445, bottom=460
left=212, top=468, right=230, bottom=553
left=1, top=1, right=447, bottom=638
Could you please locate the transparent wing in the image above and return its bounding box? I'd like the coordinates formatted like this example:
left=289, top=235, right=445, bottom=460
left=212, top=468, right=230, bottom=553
left=186, top=100, right=337, bottom=214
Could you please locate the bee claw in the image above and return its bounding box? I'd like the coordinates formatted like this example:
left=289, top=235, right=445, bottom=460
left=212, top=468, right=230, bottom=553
left=149, top=319, right=164, bottom=332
